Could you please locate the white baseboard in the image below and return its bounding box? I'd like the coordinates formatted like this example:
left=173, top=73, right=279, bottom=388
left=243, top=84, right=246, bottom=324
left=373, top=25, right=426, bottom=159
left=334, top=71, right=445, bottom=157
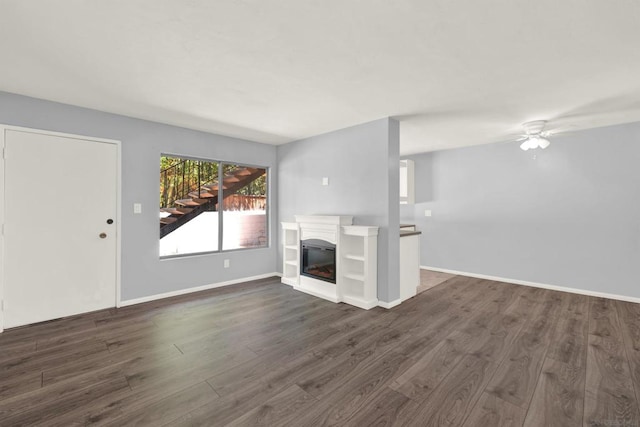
left=421, top=265, right=640, bottom=304
left=342, top=296, right=378, bottom=310
left=378, top=298, right=402, bottom=309
left=118, top=272, right=281, bottom=307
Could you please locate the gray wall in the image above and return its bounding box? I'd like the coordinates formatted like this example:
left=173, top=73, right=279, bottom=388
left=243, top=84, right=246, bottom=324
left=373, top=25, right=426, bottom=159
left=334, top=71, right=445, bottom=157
left=0, top=91, right=278, bottom=301
left=386, top=119, right=400, bottom=301
left=277, top=118, right=400, bottom=302
left=406, top=121, right=640, bottom=298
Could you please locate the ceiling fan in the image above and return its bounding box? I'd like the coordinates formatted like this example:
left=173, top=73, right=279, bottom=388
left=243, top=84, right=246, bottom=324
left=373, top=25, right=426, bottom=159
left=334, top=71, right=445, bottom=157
left=517, top=120, right=552, bottom=151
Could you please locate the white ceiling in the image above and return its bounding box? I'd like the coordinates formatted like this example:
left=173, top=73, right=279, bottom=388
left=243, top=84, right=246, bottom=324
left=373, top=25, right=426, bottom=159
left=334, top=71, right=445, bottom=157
left=2, top=1, right=640, bottom=154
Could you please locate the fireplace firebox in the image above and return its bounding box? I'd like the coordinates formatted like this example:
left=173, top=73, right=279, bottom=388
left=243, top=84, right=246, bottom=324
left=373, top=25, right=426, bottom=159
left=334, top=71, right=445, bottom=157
left=301, top=239, right=336, bottom=284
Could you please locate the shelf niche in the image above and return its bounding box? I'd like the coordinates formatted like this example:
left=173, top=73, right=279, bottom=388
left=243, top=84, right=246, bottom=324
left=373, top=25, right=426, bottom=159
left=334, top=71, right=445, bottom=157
left=340, top=225, right=378, bottom=309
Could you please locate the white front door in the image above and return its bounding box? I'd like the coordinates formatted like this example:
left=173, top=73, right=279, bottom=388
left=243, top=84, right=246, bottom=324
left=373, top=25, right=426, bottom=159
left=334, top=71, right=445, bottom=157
left=2, top=128, right=118, bottom=329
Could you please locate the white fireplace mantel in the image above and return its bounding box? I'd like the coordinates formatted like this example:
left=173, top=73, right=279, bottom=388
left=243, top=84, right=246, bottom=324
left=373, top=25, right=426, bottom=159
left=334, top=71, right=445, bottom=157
left=294, top=215, right=353, bottom=226
left=281, top=215, right=378, bottom=310
left=296, top=215, right=352, bottom=246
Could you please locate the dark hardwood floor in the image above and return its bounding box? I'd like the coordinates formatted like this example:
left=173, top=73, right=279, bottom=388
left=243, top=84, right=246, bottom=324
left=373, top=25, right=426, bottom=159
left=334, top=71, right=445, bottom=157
left=1, top=275, right=640, bottom=426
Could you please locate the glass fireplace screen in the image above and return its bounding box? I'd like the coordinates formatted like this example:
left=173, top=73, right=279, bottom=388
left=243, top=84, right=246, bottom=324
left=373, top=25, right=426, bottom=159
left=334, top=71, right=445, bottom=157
left=301, top=239, right=336, bottom=284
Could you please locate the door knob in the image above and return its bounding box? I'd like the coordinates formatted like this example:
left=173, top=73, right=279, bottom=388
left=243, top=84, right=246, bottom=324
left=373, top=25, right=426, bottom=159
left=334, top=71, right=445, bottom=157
left=99, top=233, right=107, bottom=239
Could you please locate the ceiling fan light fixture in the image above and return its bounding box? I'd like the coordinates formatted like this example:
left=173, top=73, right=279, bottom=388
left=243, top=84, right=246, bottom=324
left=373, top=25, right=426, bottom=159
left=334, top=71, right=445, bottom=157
left=520, top=136, right=537, bottom=150
left=527, top=136, right=538, bottom=150
left=523, top=120, right=547, bottom=135
left=518, top=121, right=551, bottom=151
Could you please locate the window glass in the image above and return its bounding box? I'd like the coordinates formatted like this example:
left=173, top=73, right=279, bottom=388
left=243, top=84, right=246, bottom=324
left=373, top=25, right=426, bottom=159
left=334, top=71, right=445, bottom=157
left=159, top=155, right=268, bottom=257
left=222, top=164, right=268, bottom=251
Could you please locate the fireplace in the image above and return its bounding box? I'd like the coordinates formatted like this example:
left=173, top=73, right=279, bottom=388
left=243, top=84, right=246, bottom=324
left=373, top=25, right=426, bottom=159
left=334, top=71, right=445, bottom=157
left=301, top=239, right=336, bottom=284
left=282, top=215, right=379, bottom=309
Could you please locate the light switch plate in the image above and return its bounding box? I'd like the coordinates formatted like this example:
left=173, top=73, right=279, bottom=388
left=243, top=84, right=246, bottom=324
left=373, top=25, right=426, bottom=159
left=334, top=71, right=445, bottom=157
left=424, top=210, right=432, bottom=217
left=134, top=203, right=142, bottom=214
left=224, top=259, right=230, bottom=268
left=322, top=177, right=329, bottom=186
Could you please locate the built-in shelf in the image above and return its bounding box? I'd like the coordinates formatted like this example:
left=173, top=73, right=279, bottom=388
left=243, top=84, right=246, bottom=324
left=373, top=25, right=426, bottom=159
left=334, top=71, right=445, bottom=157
left=344, top=254, right=365, bottom=262
left=281, top=222, right=300, bottom=286
left=340, top=225, right=378, bottom=309
left=344, top=273, right=365, bottom=282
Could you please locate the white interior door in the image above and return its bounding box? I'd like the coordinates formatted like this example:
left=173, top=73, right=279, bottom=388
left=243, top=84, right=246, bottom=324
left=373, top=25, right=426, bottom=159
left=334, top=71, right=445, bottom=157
left=2, top=128, right=118, bottom=329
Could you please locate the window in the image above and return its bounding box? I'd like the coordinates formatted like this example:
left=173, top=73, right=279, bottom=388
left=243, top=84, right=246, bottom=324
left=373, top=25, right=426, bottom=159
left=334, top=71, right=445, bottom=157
left=159, top=155, right=268, bottom=257
left=399, top=159, right=415, bottom=205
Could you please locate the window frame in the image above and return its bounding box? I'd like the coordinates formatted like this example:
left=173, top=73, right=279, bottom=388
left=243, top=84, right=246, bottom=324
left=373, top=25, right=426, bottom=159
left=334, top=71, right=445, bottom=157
left=159, top=153, right=270, bottom=259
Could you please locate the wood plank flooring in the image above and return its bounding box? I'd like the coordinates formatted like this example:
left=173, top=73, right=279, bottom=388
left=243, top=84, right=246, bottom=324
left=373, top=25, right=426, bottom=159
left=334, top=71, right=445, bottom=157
left=417, top=269, right=456, bottom=294
left=1, top=276, right=640, bottom=426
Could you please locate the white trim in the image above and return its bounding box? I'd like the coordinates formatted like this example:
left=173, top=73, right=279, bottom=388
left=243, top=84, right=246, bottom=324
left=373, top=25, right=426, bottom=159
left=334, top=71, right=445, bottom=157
left=115, top=135, right=122, bottom=309
left=0, top=129, right=4, bottom=333
left=0, top=125, right=122, bottom=145
left=378, top=298, right=402, bottom=309
left=0, top=125, right=122, bottom=332
left=119, top=272, right=280, bottom=307
left=421, top=265, right=640, bottom=304
left=342, top=295, right=378, bottom=310
left=281, top=277, right=296, bottom=286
